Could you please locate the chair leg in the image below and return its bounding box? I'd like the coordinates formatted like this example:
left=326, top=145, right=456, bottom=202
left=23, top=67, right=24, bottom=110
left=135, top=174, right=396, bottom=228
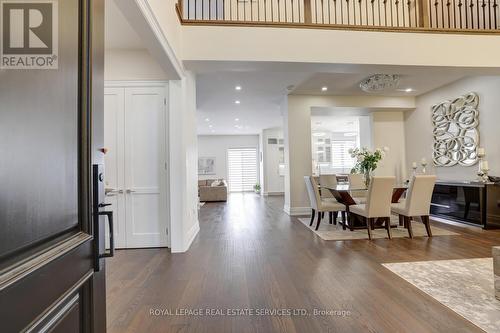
left=315, top=212, right=322, bottom=231
left=386, top=217, right=392, bottom=239
left=341, top=211, right=346, bottom=229
left=366, top=217, right=373, bottom=240
left=405, top=216, right=413, bottom=238
left=422, top=215, right=433, bottom=237
left=333, top=211, right=338, bottom=225
left=322, top=212, right=325, bottom=218
left=309, top=209, right=316, bottom=226
left=329, top=212, right=333, bottom=224
left=398, top=214, right=404, bottom=227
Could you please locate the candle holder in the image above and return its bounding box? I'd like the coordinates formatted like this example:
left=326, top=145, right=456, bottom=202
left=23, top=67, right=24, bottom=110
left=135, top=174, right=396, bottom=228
left=412, top=165, right=418, bottom=177
left=421, top=162, right=428, bottom=174
left=479, top=168, right=490, bottom=182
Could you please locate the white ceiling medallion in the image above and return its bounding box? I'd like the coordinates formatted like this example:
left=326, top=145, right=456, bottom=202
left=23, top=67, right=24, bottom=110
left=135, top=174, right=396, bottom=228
left=359, top=74, right=400, bottom=93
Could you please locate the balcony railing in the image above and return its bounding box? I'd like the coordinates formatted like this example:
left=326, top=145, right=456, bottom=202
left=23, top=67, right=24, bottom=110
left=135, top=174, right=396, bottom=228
left=176, top=0, right=500, bottom=32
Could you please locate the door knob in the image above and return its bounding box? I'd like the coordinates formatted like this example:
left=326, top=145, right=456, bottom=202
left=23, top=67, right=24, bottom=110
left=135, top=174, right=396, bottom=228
left=126, top=189, right=136, bottom=193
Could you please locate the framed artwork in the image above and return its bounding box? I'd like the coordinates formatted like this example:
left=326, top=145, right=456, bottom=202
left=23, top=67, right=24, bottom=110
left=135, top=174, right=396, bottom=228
left=198, top=157, right=216, bottom=175
left=432, top=92, right=480, bottom=167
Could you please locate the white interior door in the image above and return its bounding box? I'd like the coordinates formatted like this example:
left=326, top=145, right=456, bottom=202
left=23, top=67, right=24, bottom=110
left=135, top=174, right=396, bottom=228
left=124, top=87, right=168, bottom=248
left=104, top=88, right=126, bottom=248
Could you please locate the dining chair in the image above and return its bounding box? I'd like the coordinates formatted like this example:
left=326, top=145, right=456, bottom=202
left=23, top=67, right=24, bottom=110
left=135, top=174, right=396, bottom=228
left=348, top=173, right=367, bottom=204
left=349, top=176, right=396, bottom=240
left=391, top=175, right=437, bottom=238
left=319, top=174, right=337, bottom=199
left=304, top=176, right=346, bottom=231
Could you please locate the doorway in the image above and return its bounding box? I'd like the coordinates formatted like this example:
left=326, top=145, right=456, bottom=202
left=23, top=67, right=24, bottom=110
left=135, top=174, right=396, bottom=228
left=104, top=83, right=169, bottom=249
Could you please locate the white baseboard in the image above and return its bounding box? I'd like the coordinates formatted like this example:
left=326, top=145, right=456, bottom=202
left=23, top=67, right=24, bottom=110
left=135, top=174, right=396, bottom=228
left=171, top=221, right=200, bottom=253
left=263, top=192, right=285, bottom=196
left=184, top=222, right=200, bottom=251
left=284, top=205, right=311, bottom=216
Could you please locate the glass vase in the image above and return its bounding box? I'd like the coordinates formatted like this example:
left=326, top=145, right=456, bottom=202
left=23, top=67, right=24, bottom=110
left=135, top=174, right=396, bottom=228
left=364, top=168, right=372, bottom=188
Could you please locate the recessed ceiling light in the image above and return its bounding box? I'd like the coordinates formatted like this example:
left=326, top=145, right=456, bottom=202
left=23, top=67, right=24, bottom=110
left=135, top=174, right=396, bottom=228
left=321, top=86, right=328, bottom=92
left=204, top=118, right=210, bottom=122
left=235, top=100, right=241, bottom=104
left=208, top=125, right=213, bottom=128
left=235, top=118, right=239, bottom=121
left=405, top=88, right=414, bottom=92
left=235, top=86, right=242, bottom=91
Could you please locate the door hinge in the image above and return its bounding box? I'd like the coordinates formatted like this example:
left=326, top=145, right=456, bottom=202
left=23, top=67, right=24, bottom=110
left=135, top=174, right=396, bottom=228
left=164, top=98, right=167, bottom=105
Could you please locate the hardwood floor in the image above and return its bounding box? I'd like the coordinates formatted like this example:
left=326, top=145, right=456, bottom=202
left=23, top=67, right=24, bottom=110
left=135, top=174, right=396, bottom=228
left=106, top=193, right=500, bottom=333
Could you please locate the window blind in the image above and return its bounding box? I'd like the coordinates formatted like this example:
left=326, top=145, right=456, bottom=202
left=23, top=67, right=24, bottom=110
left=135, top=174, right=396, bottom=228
left=227, top=148, right=258, bottom=192
left=331, top=140, right=357, bottom=169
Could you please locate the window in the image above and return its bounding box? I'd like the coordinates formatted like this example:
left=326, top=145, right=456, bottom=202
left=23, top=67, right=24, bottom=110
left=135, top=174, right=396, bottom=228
left=311, top=116, right=365, bottom=174
left=227, top=148, right=258, bottom=192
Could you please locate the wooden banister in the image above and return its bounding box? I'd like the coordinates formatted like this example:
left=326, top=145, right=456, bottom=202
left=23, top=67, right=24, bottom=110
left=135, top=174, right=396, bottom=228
left=304, top=0, right=312, bottom=24
left=176, top=0, right=499, bottom=32
left=417, top=0, right=430, bottom=27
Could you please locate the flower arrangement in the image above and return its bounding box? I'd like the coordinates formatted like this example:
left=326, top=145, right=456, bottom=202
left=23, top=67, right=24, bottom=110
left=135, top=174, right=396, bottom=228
left=349, top=147, right=389, bottom=186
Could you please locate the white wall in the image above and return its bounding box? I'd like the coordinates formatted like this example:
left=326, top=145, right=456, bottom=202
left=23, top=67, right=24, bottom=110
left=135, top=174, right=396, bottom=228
left=284, top=95, right=414, bottom=215
left=405, top=76, right=500, bottom=180
left=197, top=135, right=260, bottom=181
left=169, top=71, right=199, bottom=253
left=372, top=112, right=407, bottom=182
left=182, top=26, right=500, bottom=69
left=261, top=128, right=285, bottom=195
left=105, top=49, right=167, bottom=81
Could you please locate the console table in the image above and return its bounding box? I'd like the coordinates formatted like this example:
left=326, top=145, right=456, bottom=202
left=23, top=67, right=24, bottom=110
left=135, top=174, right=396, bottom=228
left=430, top=181, right=500, bottom=229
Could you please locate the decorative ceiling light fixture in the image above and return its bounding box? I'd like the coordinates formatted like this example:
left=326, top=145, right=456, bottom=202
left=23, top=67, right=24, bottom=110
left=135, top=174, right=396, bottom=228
left=359, top=74, right=400, bottom=93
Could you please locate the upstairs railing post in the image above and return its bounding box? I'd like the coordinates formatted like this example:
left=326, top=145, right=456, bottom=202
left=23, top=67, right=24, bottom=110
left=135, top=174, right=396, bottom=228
left=304, top=0, right=312, bottom=23
left=417, top=0, right=430, bottom=27
left=176, top=0, right=184, bottom=19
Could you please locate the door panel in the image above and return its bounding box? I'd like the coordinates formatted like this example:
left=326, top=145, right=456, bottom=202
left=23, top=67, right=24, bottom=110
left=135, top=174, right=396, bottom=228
left=124, top=87, right=167, bottom=248
left=104, top=88, right=126, bottom=248
left=0, top=0, right=79, bottom=262
left=0, top=0, right=106, bottom=331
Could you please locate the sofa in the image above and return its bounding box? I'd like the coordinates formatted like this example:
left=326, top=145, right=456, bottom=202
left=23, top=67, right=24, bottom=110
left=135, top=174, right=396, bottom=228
left=198, top=179, right=228, bottom=202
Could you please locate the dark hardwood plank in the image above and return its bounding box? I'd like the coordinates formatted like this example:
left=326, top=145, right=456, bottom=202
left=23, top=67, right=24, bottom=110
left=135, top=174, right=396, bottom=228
left=107, top=193, right=499, bottom=333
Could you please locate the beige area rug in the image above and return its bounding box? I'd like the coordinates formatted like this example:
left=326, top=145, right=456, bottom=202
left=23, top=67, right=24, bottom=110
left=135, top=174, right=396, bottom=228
left=383, top=258, right=500, bottom=333
left=297, top=216, right=459, bottom=241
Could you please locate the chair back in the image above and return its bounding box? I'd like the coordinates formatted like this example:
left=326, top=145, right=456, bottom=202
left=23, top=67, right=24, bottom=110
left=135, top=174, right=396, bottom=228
left=405, top=175, right=437, bottom=216
left=319, top=174, right=337, bottom=198
left=304, top=176, right=319, bottom=210
left=365, top=176, right=396, bottom=217
left=348, top=173, right=367, bottom=198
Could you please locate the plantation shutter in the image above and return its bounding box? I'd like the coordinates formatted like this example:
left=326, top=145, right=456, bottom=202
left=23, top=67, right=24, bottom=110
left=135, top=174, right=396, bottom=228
left=331, top=140, right=357, bottom=169
left=227, top=148, right=258, bottom=192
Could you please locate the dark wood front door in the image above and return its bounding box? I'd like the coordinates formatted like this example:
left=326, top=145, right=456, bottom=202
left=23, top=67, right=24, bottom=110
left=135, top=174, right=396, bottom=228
left=0, top=0, right=106, bottom=332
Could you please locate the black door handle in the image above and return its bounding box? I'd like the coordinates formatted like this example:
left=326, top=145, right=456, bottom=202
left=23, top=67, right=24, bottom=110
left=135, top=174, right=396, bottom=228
left=98, top=211, right=115, bottom=258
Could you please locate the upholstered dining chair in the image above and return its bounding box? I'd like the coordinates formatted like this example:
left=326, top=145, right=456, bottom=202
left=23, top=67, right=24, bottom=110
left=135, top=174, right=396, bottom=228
left=319, top=174, right=337, bottom=199
left=304, top=176, right=346, bottom=231
left=391, top=175, right=437, bottom=238
left=349, top=176, right=396, bottom=240
left=348, top=173, right=367, bottom=204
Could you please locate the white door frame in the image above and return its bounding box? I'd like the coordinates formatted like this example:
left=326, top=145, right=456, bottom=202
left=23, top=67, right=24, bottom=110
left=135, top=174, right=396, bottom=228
left=104, top=80, right=170, bottom=248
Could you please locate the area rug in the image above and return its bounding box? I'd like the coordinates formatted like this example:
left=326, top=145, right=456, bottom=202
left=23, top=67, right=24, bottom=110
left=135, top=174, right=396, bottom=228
left=383, top=258, right=500, bottom=333
left=297, top=216, right=459, bottom=240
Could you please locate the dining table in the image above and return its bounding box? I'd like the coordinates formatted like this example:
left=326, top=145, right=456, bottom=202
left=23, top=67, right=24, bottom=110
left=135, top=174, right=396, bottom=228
left=321, top=184, right=408, bottom=230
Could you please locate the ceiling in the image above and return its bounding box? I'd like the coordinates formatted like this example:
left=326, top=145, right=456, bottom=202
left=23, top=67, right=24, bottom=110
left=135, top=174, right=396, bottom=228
left=196, top=67, right=471, bottom=136
left=293, top=72, right=465, bottom=97
left=105, top=0, right=144, bottom=50
left=197, top=71, right=310, bottom=135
